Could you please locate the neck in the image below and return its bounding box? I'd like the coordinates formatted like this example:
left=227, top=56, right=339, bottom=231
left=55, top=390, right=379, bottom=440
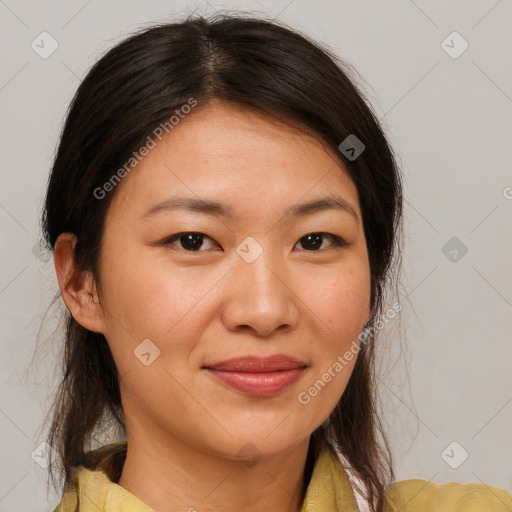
left=117, top=413, right=313, bottom=512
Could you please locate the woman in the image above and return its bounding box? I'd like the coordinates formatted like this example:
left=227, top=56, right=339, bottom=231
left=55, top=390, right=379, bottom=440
left=42, top=14, right=511, bottom=512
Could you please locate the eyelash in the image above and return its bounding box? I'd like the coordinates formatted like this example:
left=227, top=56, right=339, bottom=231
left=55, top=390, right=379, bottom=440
left=161, top=232, right=349, bottom=253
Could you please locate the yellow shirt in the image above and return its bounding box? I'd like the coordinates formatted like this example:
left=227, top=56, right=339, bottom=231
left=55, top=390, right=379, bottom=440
left=53, top=441, right=512, bottom=511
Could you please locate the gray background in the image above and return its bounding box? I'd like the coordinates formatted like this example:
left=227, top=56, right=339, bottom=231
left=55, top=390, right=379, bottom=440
left=1, top=0, right=511, bottom=510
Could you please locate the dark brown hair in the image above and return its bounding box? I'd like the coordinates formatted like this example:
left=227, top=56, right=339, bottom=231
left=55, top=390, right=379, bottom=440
left=41, top=13, right=403, bottom=511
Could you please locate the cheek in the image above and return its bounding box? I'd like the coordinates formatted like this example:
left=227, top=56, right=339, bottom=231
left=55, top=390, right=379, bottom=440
left=100, top=244, right=223, bottom=341
left=298, top=262, right=371, bottom=340
left=293, top=271, right=369, bottom=427
left=98, top=253, right=218, bottom=409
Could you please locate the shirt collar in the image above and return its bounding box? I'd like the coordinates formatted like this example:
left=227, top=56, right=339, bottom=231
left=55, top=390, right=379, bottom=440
left=54, top=440, right=360, bottom=512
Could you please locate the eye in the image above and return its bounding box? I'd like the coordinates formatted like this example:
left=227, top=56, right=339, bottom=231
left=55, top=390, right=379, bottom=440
left=294, top=232, right=348, bottom=252
left=162, top=232, right=220, bottom=252
left=162, top=231, right=348, bottom=253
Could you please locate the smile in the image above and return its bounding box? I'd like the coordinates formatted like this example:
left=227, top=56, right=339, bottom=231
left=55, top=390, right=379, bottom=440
left=202, top=354, right=308, bottom=398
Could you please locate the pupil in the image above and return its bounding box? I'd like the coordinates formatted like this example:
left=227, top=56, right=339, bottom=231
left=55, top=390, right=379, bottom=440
left=181, top=233, right=202, bottom=251
left=302, top=233, right=322, bottom=250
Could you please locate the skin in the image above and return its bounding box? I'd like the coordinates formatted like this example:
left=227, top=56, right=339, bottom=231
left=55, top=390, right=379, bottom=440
left=54, top=99, right=371, bottom=512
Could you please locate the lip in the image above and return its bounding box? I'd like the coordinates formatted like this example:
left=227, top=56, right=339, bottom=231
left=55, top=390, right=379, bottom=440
left=204, top=355, right=307, bottom=372
left=203, top=355, right=307, bottom=398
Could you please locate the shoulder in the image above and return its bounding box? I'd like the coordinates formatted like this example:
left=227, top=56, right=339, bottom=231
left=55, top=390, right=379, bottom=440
left=53, top=441, right=155, bottom=512
left=53, top=464, right=155, bottom=512
left=383, top=478, right=512, bottom=511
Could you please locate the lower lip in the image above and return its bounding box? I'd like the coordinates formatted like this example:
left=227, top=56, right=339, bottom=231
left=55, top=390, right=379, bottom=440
left=205, top=368, right=305, bottom=398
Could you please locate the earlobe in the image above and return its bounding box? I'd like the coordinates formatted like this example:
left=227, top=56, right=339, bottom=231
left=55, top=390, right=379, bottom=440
left=53, top=232, right=105, bottom=333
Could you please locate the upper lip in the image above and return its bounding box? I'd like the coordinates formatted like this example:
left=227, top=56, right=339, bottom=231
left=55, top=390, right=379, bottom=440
left=203, top=355, right=307, bottom=372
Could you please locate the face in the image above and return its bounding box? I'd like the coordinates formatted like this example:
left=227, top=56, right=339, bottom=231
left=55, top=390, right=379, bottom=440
left=88, top=100, right=371, bottom=461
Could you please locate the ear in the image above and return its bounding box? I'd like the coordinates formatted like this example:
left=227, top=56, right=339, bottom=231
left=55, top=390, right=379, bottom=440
left=53, top=232, right=105, bottom=334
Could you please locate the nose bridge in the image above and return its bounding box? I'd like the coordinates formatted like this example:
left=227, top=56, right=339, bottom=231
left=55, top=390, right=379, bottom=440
left=222, top=237, right=298, bottom=335
left=239, top=247, right=283, bottom=297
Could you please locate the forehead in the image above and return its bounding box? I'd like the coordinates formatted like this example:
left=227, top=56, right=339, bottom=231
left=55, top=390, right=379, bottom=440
left=107, top=100, right=360, bottom=221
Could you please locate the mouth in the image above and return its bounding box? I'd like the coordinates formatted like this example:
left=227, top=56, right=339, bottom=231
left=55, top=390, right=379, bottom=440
left=202, top=355, right=307, bottom=398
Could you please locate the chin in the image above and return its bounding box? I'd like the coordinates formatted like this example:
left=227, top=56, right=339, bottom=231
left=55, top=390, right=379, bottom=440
left=202, top=430, right=310, bottom=464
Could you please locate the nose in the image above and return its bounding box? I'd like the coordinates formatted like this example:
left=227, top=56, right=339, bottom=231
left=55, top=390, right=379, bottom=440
left=220, top=251, right=300, bottom=338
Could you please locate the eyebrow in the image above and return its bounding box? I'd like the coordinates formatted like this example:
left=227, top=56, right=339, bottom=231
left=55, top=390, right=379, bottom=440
left=143, top=195, right=359, bottom=222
